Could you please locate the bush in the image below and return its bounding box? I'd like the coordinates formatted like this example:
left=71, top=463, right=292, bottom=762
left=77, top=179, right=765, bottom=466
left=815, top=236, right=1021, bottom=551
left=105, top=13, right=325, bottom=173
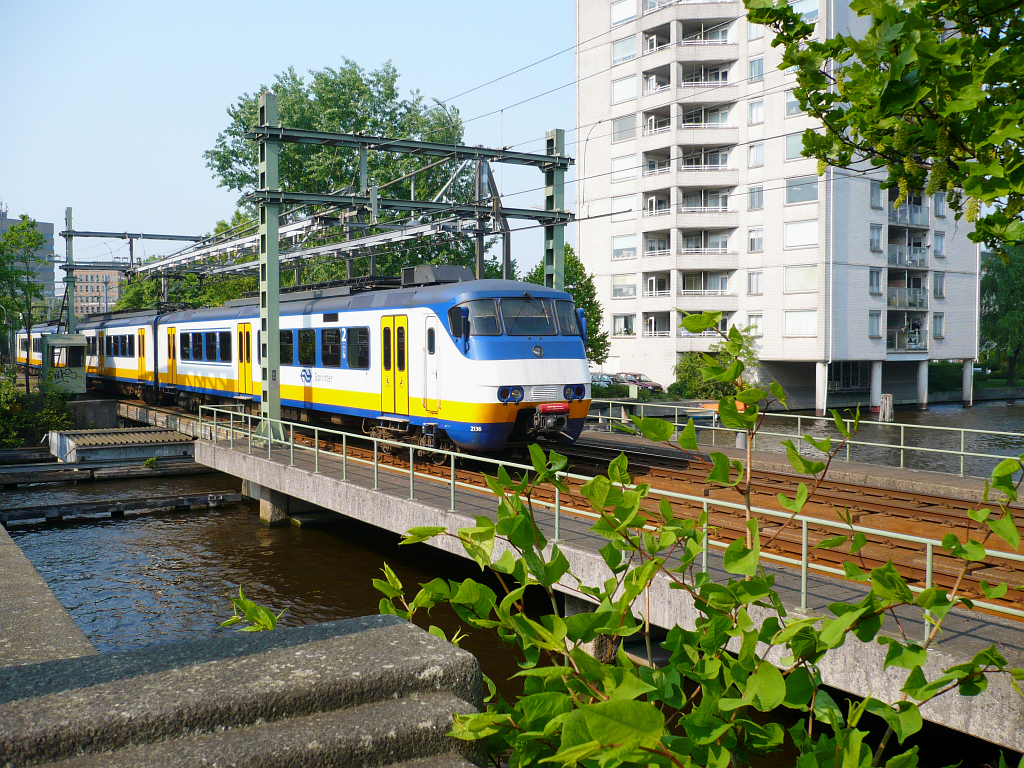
left=591, top=384, right=629, bottom=399
left=927, top=362, right=964, bottom=393
left=0, top=371, right=73, bottom=448
left=671, top=353, right=736, bottom=400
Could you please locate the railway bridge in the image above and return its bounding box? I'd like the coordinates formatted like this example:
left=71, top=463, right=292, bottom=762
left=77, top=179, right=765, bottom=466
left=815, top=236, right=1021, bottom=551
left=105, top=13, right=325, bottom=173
left=119, top=400, right=1024, bottom=752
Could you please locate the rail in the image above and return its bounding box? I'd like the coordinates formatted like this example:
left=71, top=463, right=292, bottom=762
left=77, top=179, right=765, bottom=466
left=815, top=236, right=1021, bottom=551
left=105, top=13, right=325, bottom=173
left=588, top=399, right=1024, bottom=478
left=197, top=406, right=1024, bottom=627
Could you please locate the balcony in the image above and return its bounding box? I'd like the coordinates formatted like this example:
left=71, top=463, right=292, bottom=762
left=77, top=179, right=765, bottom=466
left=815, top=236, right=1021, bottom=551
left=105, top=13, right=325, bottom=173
left=643, top=207, right=672, bottom=218
left=887, top=245, right=929, bottom=269
left=643, top=289, right=672, bottom=297
left=679, top=288, right=732, bottom=296
left=643, top=82, right=672, bottom=96
left=887, top=329, right=927, bottom=352
left=643, top=160, right=672, bottom=176
left=642, top=121, right=672, bottom=137
left=677, top=82, right=738, bottom=102
left=678, top=292, right=738, bottom=311
left=643, top=248, right=671, bottom=257
left=888, top=202, right=929, bottom=227
left=677, top=124, right=739, bottom=145
left=643, top=329, right=672, bottom=337
left=887, top=287, right=928, bottom=309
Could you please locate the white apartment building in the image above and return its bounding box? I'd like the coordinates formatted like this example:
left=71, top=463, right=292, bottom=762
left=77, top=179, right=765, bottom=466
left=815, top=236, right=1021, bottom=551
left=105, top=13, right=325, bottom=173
left=575, top=0, right=979, bottom=411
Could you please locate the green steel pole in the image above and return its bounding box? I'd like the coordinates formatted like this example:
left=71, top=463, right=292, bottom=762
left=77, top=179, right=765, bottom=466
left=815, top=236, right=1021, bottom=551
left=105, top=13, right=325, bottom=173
left=543, top=129, right=565, bottom=291
left=64, top=208, right=76, bottom=334
left=258, top=92, right=282, bottom=435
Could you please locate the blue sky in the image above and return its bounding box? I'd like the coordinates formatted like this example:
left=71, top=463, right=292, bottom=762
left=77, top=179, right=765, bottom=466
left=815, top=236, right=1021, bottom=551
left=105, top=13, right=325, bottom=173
left=0, top=1, right=576, bottom=275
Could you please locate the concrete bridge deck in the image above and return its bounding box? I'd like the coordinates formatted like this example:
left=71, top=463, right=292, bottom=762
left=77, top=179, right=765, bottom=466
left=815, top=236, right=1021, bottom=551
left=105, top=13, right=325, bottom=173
left=196, top=430, right=1024, bottom=751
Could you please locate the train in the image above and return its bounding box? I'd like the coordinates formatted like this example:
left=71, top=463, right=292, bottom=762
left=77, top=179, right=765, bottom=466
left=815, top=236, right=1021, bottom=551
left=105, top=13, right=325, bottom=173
left=15, top=266, right=592, bottom=453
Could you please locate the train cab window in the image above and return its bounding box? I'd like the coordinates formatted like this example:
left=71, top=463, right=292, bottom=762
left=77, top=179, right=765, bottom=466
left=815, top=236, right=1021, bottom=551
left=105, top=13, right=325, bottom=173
left=501, top=298, right=557, bottom=336
left=322, top=329, right=341, bottom=367
left=382, top=327, right=392, bottom=371
left=427, top=328, right=435, bottom=355
left=555, top=300, right=580, bottom=336
left=219, top=331, right=231, bottom=362
left=180, top=334, right=190, bottom=360
left=280, top=330, right=294, bottom=365
left=396, top=327, right=406, bottom=372
left=449, top=299, right=501, bottom=337
left=298, top=329, right=315, bottom=366
left=347, top=327, right=370, bottom=369
left=204, top=332, right=217, bottom=362
left=127, top=335, right=135, bottom=358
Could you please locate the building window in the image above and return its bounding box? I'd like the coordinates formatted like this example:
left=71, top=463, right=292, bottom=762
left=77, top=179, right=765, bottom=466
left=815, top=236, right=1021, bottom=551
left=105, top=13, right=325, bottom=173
left=933, top=271, right=945, bottom=298
left=612, top=36, right=637, bottom=65
left=785, top=175, right=817, bottom=204
left=611, top=155, right=637, bottom=181
left=785, top=90, right=802, bottom=116
left=613, top=314, right=636, bottom=336
left=869, top=269, right=882, bottom=294
left=934, top=191, right=946, bottom=217
left=870, top=180, right=882, bottom=208
left=612, top=234, right=637, bottom=261
left=784, top=264, right=818, bottom=292
left=748, top=313, right=763, bottom=337
left=870, top=224, right=883, bottom=252
left=748, top=270, right=763, bottom=295
left=611, top=195, right=635, bottom=221
left=611, top=114, right=636, bottom=142
left=748, top=143, right=764, bottom=168
left=792, top=0, right=818, bottom=21
left=933, top=313, right=945, bottom=338
left=748, top=228, right=763, bottom=253
left=784, top=309, right=818, bottom=336
left=708, top=232, right=729, bottom=251
left=611, top=0, right=636, bottom=25
left=869, top=310, right=882, bottom=337
left=748, top=185, right=763, bottom=210
left=785, top=133, right=804, bottom=160
left=749, top=58, right=764, bottom=82
left=784, top=219, right=818, bottom=248
left=748, top=100, right=764, bottom=125
left=612, top=274, right=637, bottom=298
left=748, top=21, right=764, bottom=39
left=612, top=75, right=637, bottom=104
left=934, top=231, right=945, bottom=257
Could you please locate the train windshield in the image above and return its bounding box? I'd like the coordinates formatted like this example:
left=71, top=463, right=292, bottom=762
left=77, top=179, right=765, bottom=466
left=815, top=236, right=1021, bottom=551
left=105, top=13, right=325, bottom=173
left=555, top=300, right=580, bottom=336
left=449, top=300, right=501, bottom=336
left=500, top=298, right=557, bottom=336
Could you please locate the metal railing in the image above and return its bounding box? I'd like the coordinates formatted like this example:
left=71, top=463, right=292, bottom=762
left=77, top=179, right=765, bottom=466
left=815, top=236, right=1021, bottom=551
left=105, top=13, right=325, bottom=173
left=678, top=205, right=731, bottom=214
left=888, top=244, right=929, bottom=268
left=679, top=247, right=731, bottom=255
left=889, top=202, right=929, bottom=227
left=887, top=328, right=928, bottom=352
left=642, top=329, right=672, bottom=337
left=679, top=163, right=732, bottom=172
left=197, top=405, right=1024, bottom=626
left=643, top=162, right=672, bottom=175
left=642, top=207, right=672, bottom=217
left=644, top=248, right=671, bottom=257
left=679, top=288, right=733, bottom=296
left=642, top=289, right=672, bottom=297
left=588, top=398, right=1024, bottom=479
left=887, top=287, right=928, bottom=309
left=677, top=328, right=720, bottom=337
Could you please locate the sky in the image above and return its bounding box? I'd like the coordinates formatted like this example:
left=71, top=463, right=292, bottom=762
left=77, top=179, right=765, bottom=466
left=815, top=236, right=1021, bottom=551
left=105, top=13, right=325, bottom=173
left=0, top=1, right=577, bottom=280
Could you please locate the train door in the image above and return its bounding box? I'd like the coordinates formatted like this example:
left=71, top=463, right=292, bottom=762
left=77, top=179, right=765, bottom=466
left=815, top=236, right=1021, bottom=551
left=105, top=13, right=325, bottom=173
left=380, top=315, right=409, bottom=415
left=424, top=317, right=439, bottom=413
left=394, top=316, right=408, bottom=416
left=238, top=323, right=252, bottom=395
left=381, top=317, right=395, bottom=414
left=98, top=331, right=105, bottom=372
left=138, top=329, right=146, bottom=381
left=167, top=328, right=176, bottom=386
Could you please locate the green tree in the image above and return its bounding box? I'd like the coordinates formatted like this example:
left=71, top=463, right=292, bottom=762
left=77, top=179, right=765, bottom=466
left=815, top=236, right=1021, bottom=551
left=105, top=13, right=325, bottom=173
left=668, top=352, right=736, bottom=399
left=746, top=0, right=1024, bottom=251
left=980, top=247, right=1024, bottom=385
left=525, top=244, right=610, bottom=364
left=0, top=215, right=46, bottom=392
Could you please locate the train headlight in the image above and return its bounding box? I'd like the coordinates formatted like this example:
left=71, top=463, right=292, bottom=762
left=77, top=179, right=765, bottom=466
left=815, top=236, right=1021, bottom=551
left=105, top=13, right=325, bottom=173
left=510, top=386, right=524, bottom=403
left=563, top=384, right=574, bottom=401
left=498, top=386, right=525, bottom=404
left=575, top=384, right=586, bottom=399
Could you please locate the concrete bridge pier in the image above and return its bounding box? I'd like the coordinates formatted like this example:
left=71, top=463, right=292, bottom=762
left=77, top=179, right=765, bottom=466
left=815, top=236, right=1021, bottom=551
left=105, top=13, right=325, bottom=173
left=242, top=480, right=290, bottom=526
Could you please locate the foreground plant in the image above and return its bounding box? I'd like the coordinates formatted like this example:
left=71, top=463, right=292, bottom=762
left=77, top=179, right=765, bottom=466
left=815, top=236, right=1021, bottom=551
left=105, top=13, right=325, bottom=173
left=377, top=315, right=1024, bottom=767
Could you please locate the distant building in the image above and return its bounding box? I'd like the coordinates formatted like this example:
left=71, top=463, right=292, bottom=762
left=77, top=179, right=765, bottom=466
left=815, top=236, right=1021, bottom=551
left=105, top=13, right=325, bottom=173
left=71, top=264, right=125, bottom=318
left=0, top=204, right=56, bottom=302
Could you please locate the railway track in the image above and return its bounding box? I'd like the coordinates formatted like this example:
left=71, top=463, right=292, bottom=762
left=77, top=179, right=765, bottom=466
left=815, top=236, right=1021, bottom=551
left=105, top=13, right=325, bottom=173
left=119, top=400, right=1024, bottom=617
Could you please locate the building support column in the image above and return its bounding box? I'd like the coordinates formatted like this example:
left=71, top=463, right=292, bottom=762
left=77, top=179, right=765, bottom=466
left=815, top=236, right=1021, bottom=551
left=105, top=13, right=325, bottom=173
left=962, top=359, right=974, bottom=408
left=870, top=361, right=883, bottom=413
left=815, top=362, right=828, bottom=416
left=563, top=594, right=616, bottom=663
left=242, top=480, right=290, bottom=525
left=917, top=359, right=929, bottom=410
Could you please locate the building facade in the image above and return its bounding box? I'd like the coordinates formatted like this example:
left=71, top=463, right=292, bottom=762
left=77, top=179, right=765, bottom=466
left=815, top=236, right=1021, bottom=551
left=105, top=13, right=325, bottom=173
left=71, top=265, right=125, bottom=319
left=575, top=0, right=979, bottom=410
left=0, top=204, right=56, bottom=304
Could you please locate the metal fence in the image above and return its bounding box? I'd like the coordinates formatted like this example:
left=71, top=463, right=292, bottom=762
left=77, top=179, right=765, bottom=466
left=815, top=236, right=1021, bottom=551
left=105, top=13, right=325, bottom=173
left=198, top=405, right=1024, bottom=628
left=587, top=399, right=1024, bottom=478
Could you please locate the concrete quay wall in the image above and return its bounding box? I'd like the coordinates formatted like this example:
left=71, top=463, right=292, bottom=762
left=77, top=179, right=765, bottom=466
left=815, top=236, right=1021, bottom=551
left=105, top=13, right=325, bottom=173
left=197, top=441, right=1024, bottom=752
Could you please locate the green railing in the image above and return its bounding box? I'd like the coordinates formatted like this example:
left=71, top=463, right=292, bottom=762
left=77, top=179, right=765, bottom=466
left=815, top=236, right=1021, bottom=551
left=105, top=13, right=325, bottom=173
left=198, top=405, right=1024, bottom=628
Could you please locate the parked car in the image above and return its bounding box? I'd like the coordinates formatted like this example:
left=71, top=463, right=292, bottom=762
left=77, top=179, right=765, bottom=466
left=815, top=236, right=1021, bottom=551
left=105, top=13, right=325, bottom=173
left=616, top=372, right=664, bottom=393
left=591, top=372, right=614, bottom=387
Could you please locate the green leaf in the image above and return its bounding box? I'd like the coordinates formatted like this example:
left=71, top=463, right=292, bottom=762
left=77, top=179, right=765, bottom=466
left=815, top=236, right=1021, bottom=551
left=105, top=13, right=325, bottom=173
left=986, top=512, right=1021, bottom=551
left=843, top=561, right=869, bottom=582
left=678, top=418, right=699, bottom=451
left=850, top=532, right=868, bottom=554
left=831, top=409, right=851, bottom=438
left=372, top=578, right=402, bottom=599
left=629, top=415, right=674, bottom=443
left=815, top=534, right=849, bottom=550
left=871, top=562, right=914, bottom=603
left=558, top=699, right=665, bottom=754
left=401, top=525, right=447, bottom=545
left=877, top=637, right=928, bottom=670
left=778, top=482, right=809, bottom=514
left=802, top=433, right=832, bottom=454
left=719, top=397, right=758, bottom=431
left=707, top=451, right=742, bottom=487
left=979, top=579, right=1008, bottom=600
left=723, top=520, right=760, bottom=576
left=769, top=381, right=788, bottom=407
left=782, top=439, right=825, bottom=476
left=528, top=443, right=548, bottom=474
left=680, top=311, right=720, bottom=334
left=747, top=660, right=787, bottom=711
left=607, top=453, right=631, bottom=485
left=819, top=607, right=865, bottom=648
left=735, top=388, right=767, bottom=404
left=864, top=698, right=923, bottom=744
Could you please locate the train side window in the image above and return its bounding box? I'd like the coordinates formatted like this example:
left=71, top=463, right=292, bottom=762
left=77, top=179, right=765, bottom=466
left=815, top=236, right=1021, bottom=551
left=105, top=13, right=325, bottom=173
left=246, top=331, right=251, bottom=364
left=127, top=334, right=135, bottom=358
left=139, top=333, right=145, bottom=357
left=106, top=335, right=113, bottom=357
left=555, top=300, right=580, bottom=336
left=33, top=337, right=41, bottom=353
left=204, top=332, right=217, bottom=362
left=280, top=330, right=294, bottom=365
left=322, top=328, right=341, bottom=367
left=396, top=327, right=406, bottom=372
left=20, top=338, right=28, bottom=353
left=115, top=335, right=122, bottom=357
left=382, top=327, right=392, bottom=371
left=180, top=333, right=190, bottom=360
left=427, top=328, right=435, bottom=355
left=347, top=327, right=370, bottom=370
left=298, top=329, right=315, bottom=366
left=238, top=331, right=244, bottom=361
left=219, top=331, right=231, bottom=362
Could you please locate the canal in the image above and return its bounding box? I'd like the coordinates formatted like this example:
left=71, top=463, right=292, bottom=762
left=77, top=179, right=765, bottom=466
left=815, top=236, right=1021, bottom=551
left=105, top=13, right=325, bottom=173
left=5, top=469, right=1020, bottom=766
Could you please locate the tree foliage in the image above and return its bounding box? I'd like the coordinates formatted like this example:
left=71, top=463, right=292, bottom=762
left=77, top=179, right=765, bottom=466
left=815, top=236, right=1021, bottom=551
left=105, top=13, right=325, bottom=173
left=0, top=215, right=46, bottom=391
left=980, top=246, right=1024, bottom=385
left=525, top=244, right=610, bottom=364
left=0, top=370, right=72, bottom=447
left=746, top=0, right=1024, bottom=250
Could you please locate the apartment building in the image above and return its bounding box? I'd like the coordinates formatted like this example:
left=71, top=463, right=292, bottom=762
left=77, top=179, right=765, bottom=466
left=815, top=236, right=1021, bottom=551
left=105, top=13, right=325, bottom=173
left=71, top=265, right=124, bottom=319
left=0, top=204, right=56, bottom=302
left=576, top=0, right=979, bottom=411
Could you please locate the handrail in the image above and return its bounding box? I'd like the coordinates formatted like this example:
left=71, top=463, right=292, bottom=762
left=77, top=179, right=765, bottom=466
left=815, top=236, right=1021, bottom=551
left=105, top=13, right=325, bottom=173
left=197, top=405, right=1024, bottom=626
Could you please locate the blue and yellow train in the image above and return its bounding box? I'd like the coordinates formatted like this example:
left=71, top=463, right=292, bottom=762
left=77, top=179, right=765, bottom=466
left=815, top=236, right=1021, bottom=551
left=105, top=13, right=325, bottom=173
left=16, top=268, right=592, bottom=452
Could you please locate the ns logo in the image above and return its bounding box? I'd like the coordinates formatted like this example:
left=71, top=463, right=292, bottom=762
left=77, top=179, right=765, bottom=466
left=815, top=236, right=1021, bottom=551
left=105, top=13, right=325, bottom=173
left=300, top=368, right=313, bottom=385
